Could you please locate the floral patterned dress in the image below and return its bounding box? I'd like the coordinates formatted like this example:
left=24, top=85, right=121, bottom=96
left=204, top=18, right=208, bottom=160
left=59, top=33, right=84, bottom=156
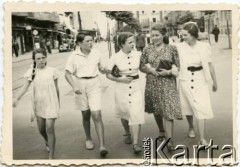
left=140, top=44, right=182, bottom=120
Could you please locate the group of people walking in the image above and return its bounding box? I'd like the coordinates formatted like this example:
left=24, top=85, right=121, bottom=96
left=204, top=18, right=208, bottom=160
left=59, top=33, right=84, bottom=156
left=13, top=22, right=218, bottom=159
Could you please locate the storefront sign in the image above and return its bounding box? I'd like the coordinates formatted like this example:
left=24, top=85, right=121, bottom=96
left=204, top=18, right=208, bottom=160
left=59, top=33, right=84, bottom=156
left=33, top=30, right=38, bottom=35
left=26, top=26, right=32, bottom=30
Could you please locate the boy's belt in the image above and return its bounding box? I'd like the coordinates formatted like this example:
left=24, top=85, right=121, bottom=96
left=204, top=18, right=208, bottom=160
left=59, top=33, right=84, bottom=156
left=80, top=75, right=98, bottom=79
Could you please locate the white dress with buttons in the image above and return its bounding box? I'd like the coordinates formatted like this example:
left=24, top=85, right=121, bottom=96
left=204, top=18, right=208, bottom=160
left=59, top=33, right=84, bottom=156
left=107, top=50, right=145, bottom=125
left=177, top=42, right=213, bottom=119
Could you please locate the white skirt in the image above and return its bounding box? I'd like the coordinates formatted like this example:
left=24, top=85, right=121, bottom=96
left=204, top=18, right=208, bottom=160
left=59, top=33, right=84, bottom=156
left=114, top=79, right=145, bottom=125
left=179, top=70, right=214, bottom=119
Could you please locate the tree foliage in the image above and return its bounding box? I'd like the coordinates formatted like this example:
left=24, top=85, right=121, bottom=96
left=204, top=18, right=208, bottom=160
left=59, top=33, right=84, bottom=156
left=201, top=10, right=216, bottom=15
left=176, top=11, right=194, bottom=24
left=103, top=11, right=141, bottom=32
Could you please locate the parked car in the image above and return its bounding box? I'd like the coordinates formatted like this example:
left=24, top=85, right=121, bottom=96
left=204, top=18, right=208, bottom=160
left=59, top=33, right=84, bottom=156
left=59, top=39, right=75, bottom=52
left=59, top=42, right=70, bottom=52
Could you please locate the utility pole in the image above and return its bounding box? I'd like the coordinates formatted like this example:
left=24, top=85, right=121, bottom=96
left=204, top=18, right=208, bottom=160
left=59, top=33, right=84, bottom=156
left=107, top=17, right=112, bottom=58
left=78, top=11, right=82, bottom=31
left=226, top=10, right=232, bottom=49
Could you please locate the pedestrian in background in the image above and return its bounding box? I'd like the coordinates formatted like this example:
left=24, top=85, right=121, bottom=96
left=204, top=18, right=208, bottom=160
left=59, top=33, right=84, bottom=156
left=106, top=32, right=144, bottom=154
left=135, top=31, right=146, bottom=52
left=46, top=39, right=52, bottom=54
left=12, top=48, right=60, bottom=159
left=212, top=25, right=220, bottom=43
left=176, top=22, right=218, bottom=146
left=140, top=23, right=182, bottom=151
left=12, top=40, right=19, bottom=57
left=65, top=33, right=108, bottom=157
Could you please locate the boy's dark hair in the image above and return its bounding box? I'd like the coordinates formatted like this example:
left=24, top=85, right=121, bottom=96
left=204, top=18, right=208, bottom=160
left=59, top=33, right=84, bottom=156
left=76, top=33, right=92, bottom=43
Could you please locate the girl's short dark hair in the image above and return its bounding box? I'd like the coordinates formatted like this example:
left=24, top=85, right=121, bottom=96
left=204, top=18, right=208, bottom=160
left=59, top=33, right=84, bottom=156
left=151, top=23, right=169, bottom=44
left=118, top=32, right=134, bottom=48
left=76, top=33, right=92, bottom=43
left=183, top=22, right=199, bottom=39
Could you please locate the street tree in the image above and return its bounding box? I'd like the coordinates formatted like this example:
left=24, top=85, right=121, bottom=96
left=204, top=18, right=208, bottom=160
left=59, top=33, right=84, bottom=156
left=103, top=11, right=141, bottom=32
left=176, top=11, right=194, bottom=24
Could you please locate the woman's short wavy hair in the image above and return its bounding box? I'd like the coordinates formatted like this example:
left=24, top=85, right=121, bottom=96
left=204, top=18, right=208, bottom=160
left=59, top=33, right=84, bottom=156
left=151, top=23, right=169, bottom=44
left=151, top=23, right=168, bottom=35
left=118, top=32, right=134, bottom=48
left=183, top=22, right=199, bottom=39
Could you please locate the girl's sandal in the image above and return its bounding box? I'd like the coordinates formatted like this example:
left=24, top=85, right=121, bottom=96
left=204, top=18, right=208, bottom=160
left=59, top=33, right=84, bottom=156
left=46, top=143, right=50, bottom=152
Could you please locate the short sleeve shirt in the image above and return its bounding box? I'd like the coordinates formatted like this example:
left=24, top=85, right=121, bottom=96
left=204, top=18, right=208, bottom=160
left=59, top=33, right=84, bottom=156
left=65, top=49, right=103, bottom=78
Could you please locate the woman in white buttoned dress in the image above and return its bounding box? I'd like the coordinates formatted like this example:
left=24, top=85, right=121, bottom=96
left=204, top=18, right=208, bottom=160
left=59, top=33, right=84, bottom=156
left=176, top=22, right=218, bottom=145
left=106, top=32, right=144, bottom=154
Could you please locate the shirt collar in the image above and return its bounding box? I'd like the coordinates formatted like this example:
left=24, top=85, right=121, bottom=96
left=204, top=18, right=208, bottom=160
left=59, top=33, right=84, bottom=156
left=119, top=49, right=134, bottom=58
left=75, top=48, right=89, bottom=57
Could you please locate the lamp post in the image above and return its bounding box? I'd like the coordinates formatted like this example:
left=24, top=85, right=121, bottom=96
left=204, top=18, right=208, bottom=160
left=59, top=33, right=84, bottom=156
left=226, top=10, right=232, bottom=49
left=106, top=17, right=112, bottom=58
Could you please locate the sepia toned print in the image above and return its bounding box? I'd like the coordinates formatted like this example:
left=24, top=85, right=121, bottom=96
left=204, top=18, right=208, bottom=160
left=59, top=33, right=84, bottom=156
left=2, top=2, right=239, bottom=166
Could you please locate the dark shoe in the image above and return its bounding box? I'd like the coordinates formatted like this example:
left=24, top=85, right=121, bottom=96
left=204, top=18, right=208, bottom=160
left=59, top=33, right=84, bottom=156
left=133, top=144, right=142, bottom=154
left=100, top=147, right=108, bottom=157
left=157, top=131, right=165, bottom=141
left=167, top=141, right=175, bottom=152
left=124, top=134, right=132, bottom=144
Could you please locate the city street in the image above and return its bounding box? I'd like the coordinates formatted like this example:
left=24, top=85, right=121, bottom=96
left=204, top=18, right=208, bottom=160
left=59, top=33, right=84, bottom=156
left=12, top=36, right=234, bottom=160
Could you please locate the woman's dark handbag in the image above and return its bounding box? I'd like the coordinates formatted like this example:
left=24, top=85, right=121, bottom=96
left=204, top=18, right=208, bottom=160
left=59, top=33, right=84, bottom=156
left=111, top=65, right=121, bottom=77
left=156, top=60, right=172, bottom=72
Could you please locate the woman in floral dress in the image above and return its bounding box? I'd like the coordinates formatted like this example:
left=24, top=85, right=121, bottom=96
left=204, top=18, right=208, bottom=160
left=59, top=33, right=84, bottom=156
left=140, top=23, right=182, bottom=151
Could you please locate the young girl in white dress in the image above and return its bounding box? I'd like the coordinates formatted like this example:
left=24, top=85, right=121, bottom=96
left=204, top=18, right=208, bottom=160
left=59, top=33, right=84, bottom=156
left=13, top=48, right=60, bottom=159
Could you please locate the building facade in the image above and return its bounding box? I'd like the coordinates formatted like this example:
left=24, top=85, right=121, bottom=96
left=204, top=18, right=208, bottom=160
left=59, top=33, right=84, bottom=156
left=137, top=10, right=165, bottom=34
left=12, top=12, right=60, bottom=54
left=204, top=10, right=232, bottom=35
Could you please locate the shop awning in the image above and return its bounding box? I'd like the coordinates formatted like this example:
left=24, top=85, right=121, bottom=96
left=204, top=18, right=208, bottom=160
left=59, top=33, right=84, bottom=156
left=12, top=12, right=29, bottom=17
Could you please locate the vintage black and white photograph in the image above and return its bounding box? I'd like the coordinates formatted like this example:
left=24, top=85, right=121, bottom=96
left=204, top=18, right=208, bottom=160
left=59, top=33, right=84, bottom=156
left=3, top=2, right=238, bottom=165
